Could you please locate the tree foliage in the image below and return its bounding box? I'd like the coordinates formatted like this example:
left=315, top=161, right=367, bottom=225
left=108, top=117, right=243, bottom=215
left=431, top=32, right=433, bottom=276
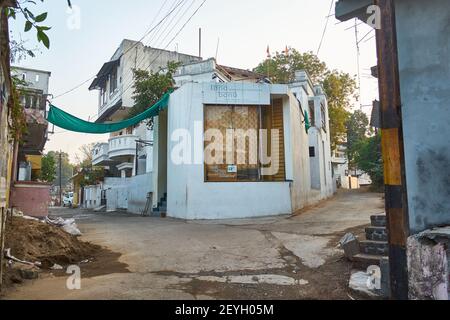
left=47, top=151, right=74, bottom=189
left=40, top=153, right=56, bottom=183
left=128, top=61, right=181, bottom=123
left=75, top=143, right=95, bottom=168
left=355, top=133, right=384, bottom=189
left=74, top=144, right=105, bottom=187
left=346, top=110, right=370, bottom=170
left=254, top=49, right=357, bottom=150
left=254, top=49, right=327, bottom=84
left=7, top=0, right=52, bottom=49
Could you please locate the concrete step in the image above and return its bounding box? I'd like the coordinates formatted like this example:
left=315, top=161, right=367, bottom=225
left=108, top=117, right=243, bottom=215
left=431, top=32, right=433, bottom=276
left=360, top=240, right=389, bottom=256
left=371, top=215, right=387, bottom=227
left=353, top=253, right=385, bottom=268
left=366, top=226, right=388, bottom=242
left=151, top=211, right=167, bottom=218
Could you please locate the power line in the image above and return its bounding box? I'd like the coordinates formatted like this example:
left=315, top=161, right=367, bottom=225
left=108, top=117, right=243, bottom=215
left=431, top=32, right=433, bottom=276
left=52, top=0, right=184, bottom=101
left=102, top=0, right=188, bottom=98
left=317, top=0, right=334, bottom=56
left=121, top=0, right=207, bottom=97
left=358, top=29, right=374, bottom=44
left=121, top=0, right=190, bottom=82
left=354, top=18, right=362, bottom=110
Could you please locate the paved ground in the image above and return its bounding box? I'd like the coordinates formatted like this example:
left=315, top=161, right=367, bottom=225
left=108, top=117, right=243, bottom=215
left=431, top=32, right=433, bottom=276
left=4, top=189, right=384, bottom=300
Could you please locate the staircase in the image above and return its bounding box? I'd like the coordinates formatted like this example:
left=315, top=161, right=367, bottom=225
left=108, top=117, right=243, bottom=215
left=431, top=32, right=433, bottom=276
left=353, top=214, right=389, bottom=268
left=152, top=193, right=167, bottom=217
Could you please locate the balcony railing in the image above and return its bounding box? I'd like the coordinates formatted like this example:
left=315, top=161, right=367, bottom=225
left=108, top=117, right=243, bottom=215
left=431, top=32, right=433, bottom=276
left=98, top=87, right=122, bottom=120
left=108, top=135, right=138, bottom=160
left=92, top=143, right=110, bottom=166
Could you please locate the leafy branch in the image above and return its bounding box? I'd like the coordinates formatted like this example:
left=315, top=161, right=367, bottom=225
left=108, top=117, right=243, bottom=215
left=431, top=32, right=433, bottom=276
left=7, top=0, right=51, bottom=48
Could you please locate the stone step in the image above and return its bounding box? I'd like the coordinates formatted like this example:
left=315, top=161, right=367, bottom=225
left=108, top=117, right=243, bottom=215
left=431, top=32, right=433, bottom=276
left=366, top=226, right=388, bottom=242
left=360, top=240, right=389, bottom=256
left=151, top=211, right=167, bottom=218
left=371, top=215, right=387, bottom=227
left=353, top=253, right=385, bottom=268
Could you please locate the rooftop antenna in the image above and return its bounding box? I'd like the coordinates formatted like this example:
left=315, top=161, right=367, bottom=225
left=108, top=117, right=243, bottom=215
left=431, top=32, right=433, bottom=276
left=199, top=28, right=202, bottom=58
left=354, top=18, right=362, bottom=110
left=215, top=37, right=220, bottom=61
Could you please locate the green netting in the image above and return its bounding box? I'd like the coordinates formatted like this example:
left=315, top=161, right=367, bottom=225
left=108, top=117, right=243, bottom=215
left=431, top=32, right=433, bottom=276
left=47, top=91, right=171, bottom=134
left=304, top=110, right=311, bottom=133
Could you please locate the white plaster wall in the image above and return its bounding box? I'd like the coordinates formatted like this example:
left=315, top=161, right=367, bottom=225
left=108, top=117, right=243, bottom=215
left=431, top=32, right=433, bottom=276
left=167, top=83, right=292, bottom=219
left=83, top=185, right=102, bottom=209
left=285, top=92, right=317, bottom=211
left=104, top=172, right=153, bottom=214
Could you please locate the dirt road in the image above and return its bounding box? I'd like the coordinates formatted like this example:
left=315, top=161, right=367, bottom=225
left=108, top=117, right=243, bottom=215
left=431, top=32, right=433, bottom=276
left=3, top=189, right=383, bottom=300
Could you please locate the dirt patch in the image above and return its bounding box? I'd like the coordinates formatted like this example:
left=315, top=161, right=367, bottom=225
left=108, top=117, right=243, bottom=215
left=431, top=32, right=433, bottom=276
left=1, top=216, right=129, bottom=290
left=156, top=255, right=353, bottom=300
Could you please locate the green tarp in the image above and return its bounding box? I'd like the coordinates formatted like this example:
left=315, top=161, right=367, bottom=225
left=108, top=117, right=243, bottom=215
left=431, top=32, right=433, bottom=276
left=47, top=91, right=172, bottom=134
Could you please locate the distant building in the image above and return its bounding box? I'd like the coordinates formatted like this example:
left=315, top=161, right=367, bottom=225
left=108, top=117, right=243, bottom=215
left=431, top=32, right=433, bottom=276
left=9, top=66, right=52, bottom=217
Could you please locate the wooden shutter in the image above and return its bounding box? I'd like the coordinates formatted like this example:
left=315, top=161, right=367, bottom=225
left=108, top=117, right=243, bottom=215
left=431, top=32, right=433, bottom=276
left=271, top=99, right=286, bottom=181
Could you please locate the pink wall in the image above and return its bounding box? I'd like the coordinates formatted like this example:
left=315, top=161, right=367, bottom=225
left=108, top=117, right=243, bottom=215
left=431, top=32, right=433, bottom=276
left=10, top=182, right=51, bottom=217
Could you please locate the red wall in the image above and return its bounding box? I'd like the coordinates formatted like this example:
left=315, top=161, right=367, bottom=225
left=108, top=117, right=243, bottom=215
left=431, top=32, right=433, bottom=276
left=10, top=182, right=51, bottom=217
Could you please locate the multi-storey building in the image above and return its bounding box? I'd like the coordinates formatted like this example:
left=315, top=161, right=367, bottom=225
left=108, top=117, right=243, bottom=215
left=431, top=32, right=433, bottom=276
left=90, top=39, right=201, bottom=178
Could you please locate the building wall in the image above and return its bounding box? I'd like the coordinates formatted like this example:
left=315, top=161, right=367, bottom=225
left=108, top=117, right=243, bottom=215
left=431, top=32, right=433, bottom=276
left=165, top=82, right=332, bottom=220
left=396, top=0, right=450, bottom=233
left=290, top=75, right=334, bottom=200
left=11, top=67, right=51, bottom=94
left=166, top=83, right=293, bottom=219
left=101, top=172, right=153, bottom=214
left=120, top=39, right=201, bottom=108
left=10, top=182, right=51, bottom=217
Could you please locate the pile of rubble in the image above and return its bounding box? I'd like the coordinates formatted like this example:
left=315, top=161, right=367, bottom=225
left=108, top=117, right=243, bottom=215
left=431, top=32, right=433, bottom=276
left=1, top=214, right=101, bottom=288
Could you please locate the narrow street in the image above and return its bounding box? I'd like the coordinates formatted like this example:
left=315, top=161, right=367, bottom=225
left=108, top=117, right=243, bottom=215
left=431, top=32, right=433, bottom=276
left=4, top=190, right=383, bottom=300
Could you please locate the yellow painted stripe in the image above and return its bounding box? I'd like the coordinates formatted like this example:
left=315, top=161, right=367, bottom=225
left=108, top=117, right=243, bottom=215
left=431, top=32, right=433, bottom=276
left=381, top=128, right=402, bottom=186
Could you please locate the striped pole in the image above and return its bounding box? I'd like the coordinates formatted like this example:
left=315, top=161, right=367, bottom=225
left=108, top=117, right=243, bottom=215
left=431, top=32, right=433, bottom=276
left=375, top=0, right=410, bottom=300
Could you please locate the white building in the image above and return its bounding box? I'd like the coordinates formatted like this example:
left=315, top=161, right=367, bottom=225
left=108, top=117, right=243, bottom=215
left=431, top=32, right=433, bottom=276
left=87, top=55, right=335, bottom=218
left=90, top=39, right=201, bottom=178
left=152, top=59, right=334, bottom=219
left=86, top=40, right=200, bottom=212
left=332, top=144, right=349, bottom=188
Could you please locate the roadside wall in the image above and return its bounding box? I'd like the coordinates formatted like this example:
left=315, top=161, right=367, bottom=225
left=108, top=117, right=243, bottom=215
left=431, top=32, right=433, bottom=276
left=396, top=0, right=450, bottom=233
left=103, top=172, right=153, bottom=214
left=10, top=182, right=51, bottom=217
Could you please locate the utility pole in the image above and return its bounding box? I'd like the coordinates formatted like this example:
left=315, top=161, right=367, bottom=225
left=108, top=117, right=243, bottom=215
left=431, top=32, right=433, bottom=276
left=374, top=0, right=410, bottom=300
left=59, top=151, right=62, bottom=207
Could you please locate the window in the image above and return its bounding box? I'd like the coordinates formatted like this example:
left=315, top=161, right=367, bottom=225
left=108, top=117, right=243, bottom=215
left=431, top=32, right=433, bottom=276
left=321, top=103, right=327, bottom=132
left=204, top=99, right=286, bottom=182
left=100, top=86, right=107, bottom=105
left=22, top=73, right=26, bottom=81
left=35, top=74, right=40, bottom=82
left=110, top=68, right=118, bottom=94
left=308, top=100, right=315, bottom=127
left=309, top=147, right=316, bottom=158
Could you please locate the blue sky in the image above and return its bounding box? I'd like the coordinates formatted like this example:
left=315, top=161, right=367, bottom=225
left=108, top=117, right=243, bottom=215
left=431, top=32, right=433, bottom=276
left=11, top=0, right=378, bottom=162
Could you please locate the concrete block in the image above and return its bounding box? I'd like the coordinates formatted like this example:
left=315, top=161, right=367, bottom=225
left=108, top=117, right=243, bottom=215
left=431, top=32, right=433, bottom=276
left=19, top=268, right=39, bottom=280
left=340, top=233, right=360, bottom=261
left=407, top=235, right=448, bottom=300
left=366, top=226, right=388, bottom=242
left=380, top=257, right=391, bottom=298
left=349, top=270, right=382, bottom=299
left=370, top=214, right=387, bottom=227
